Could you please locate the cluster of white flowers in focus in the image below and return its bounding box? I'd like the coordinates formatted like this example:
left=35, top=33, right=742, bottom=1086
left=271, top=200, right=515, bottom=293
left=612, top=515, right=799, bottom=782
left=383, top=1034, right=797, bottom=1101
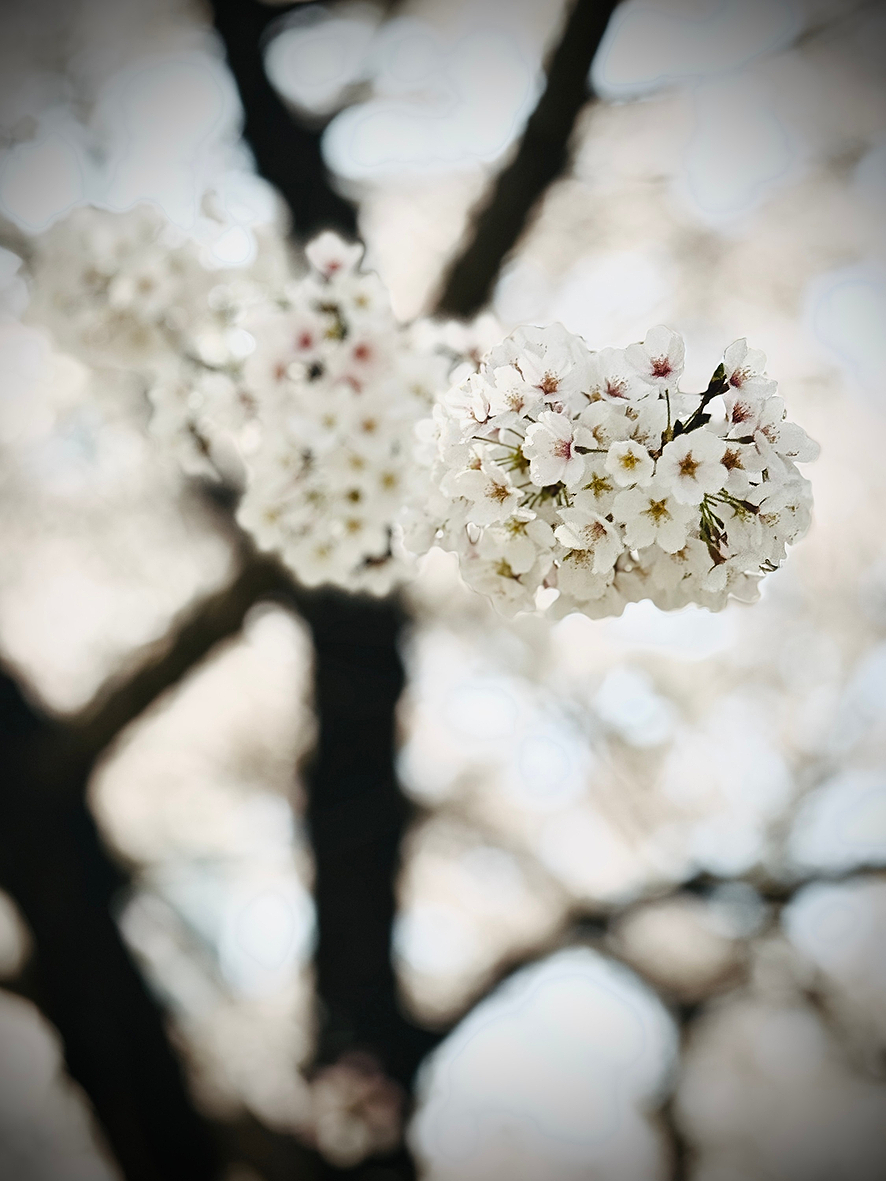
left=410, top=323, right=819, bottom=618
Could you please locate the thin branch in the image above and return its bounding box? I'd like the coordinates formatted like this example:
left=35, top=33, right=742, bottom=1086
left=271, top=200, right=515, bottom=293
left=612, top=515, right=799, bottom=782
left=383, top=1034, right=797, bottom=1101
left=73, top=551, right=290, bottom=759
left=433, top=0, right=620, bottom=318
left=430, top=866, right=886, bottom=1035
left=210, top=0, right=357, bottom=237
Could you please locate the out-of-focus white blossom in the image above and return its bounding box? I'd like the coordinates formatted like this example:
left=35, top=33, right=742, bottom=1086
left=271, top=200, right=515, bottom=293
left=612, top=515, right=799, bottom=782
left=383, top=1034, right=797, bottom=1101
left=23, top=205, right=206, bottom=368
left=24, top=203, right=287, bottom=370
left=23, top=207, right=463, bottom=593
left=22, top=202, right=290, bottom=478
left=231, top=236, right=456, bottom=594
left=409, top=323, right=819, bottom=619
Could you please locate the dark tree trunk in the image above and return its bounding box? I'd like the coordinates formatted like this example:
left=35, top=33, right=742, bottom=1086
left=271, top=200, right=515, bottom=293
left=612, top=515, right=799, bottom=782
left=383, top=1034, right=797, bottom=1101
left=209, top=0, right=358, bottom=238
left=0, top=671, right=219, bottom=1181
left=295, top=590, right=438, bottom=1087
left=209, top=0, right=439, bottom=1102
left=208, top=0, right=623, bottom=1150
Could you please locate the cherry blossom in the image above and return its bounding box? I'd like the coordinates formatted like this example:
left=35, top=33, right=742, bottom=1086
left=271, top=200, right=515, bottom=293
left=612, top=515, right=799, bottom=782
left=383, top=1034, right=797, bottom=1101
left=455, top=462, right=524, bottom=525
left=523, top=411, right=587, bottom=488
left=754, top=397, right=820, bottom=464
left=723, top=338, right=777, bottom=398
left=720, top=440, right=766, bottom=497
left=586, top=346, right=648, bottom=403
left=554, top=507, right=622, bottom=572
left=486, top=366, right=544, bottom=423
left=645, top=537, right=712, bottom=593
left=445, top=372, right=492, bottom=432
left=305, top=230, right=364, bottom=278
left=556, top=548, right=616, bottom=604
left=573, top=460, right=618, bottom=515
left=577, top=401, right=633, bottom=450
left=656, top=431, right=728, bottom=505
left=612, top=480, right=696, bottom=553
left=625, top=324, right=685, bottom=389
left=605, top=439, right=655, bottom=487
left=490, top=322, right=592, bottom=414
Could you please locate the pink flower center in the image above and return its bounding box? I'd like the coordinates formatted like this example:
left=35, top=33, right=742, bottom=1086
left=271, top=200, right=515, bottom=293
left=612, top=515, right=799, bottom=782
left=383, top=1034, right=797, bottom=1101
left=650, top=356, right=672, bottom=378
left=553, top=437, right=573, bottom=459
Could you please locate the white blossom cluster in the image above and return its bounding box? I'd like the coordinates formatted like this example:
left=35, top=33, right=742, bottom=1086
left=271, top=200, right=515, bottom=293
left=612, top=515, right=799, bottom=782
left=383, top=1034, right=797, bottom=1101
left=229, top=233, right=459, bottom=593
left=411, top=323, right=819, bottom=618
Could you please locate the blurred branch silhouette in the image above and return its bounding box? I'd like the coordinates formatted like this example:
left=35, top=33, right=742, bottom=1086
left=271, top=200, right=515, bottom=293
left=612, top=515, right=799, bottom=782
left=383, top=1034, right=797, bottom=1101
left=210, top=0, right=359, bottom=237
left=435, top=0, right=620, bottom=317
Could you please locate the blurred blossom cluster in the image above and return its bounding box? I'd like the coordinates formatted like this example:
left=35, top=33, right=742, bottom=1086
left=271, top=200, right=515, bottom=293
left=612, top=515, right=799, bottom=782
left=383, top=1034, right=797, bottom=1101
left=411, top=322, right=817, bottom=617
left=26, top=203, right=246, bottom=369
left=307, top=1053, right=404, bottom=1168
left=23, top=201, right=289, bottom=474
left=233, top=232, right=457, bottom=593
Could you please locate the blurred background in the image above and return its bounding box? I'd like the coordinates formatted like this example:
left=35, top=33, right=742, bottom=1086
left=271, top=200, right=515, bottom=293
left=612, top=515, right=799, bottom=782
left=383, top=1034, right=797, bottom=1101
left=1, top=0, right=886, bottom=1179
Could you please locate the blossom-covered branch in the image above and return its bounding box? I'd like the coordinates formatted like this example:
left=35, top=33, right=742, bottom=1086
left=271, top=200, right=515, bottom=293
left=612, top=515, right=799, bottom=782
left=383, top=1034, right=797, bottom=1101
left=22, top=206, right=818, bottom=617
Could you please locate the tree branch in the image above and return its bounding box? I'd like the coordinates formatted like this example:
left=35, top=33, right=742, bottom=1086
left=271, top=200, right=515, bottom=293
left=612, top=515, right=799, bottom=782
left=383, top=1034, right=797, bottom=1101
left=210, top=0, right=357, bottom=237
left=73, top=552, right=290, bottom=760
left=434, top=0, right=620, bottom=318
